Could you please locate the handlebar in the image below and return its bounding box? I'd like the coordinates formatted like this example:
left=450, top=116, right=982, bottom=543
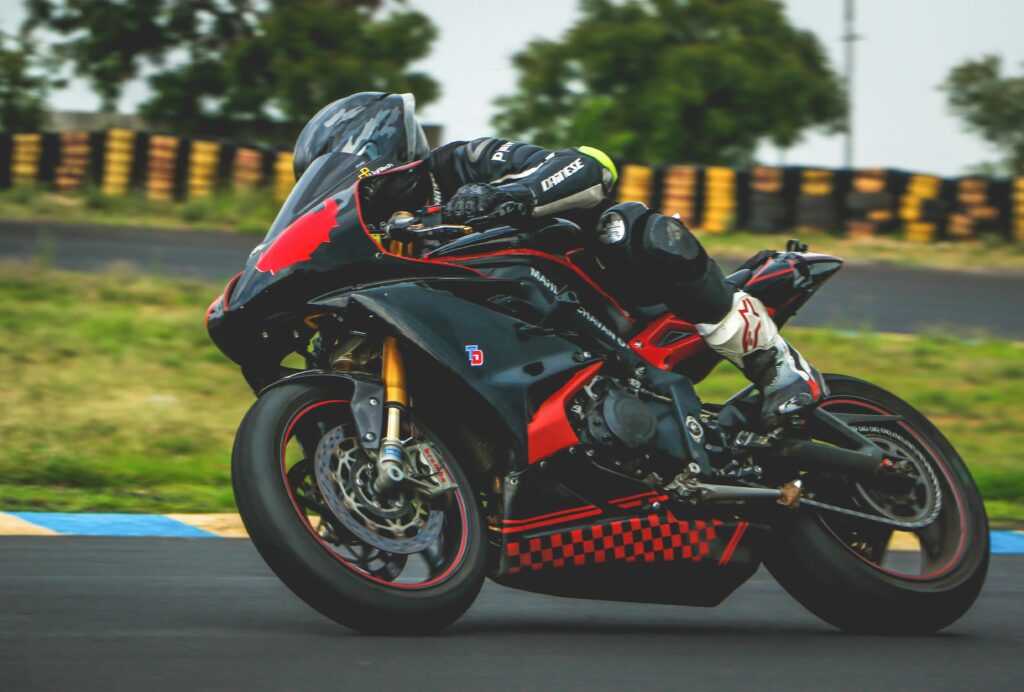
left=383, top=202, right=517, bottom=244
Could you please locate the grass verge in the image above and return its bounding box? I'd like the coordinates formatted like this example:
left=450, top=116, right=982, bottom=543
left=698, top=228, right=1024, bottom=273
left=0, top=265, right=1021, bottom=525
left=3, top=185, right=1024, bottom=273
left=0, top=185, right=280, bottom=235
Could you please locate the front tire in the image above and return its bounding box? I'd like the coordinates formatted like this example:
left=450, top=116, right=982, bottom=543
left=763, top=374, right=989, bottom=634
left=232, top=382, right=487, bottom=634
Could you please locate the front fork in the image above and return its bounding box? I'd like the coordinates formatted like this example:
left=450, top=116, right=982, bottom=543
left=374, top=335, right=409, bottom=493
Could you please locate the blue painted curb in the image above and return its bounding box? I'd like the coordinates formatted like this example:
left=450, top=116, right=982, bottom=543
left=3, top=512, right=1023, bottom=552
left=9, top=512, right=215, bottom=538
left=990, top=530, right=1024, bottom=555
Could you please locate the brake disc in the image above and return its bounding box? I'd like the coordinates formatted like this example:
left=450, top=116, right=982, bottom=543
left=314, top=425, right=444, bottom=555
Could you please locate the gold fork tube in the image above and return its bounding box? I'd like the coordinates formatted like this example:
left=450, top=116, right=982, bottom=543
left=381, top=336, right=407, bottom=443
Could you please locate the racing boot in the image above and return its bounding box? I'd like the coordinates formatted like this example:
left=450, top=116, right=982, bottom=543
left=697, top=291, right=827, bottom=427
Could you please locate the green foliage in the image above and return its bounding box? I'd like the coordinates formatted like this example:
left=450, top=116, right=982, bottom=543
left=494, top=0, right=846, bottom=166
left=24, top=0, right=439, bottom=136
left=940, top=56, right=1024, bottom=176
left=0, top=29, right=63, bottom=132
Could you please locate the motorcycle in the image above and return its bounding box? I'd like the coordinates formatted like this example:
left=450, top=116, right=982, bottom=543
left=208, top=154, right=989, bottom=634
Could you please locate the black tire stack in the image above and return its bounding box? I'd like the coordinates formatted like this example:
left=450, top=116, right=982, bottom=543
left=844, top=169, right=896, bottom=238
left=660, top=164, right=700, bottom=227
left=948, top=177, right=1004, bottom=240
left=747, top=166, right=789, bottom=233
left=702, top=166, right=737, bottom=234
left=795, top=168, right=838, bottom=234
left=899, top=173, right=945, bottom=244
left=1014, top=177, right=1024, bottom=243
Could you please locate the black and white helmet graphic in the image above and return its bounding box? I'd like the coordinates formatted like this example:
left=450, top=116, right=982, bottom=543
left=292, top=92, right=430, bottom=180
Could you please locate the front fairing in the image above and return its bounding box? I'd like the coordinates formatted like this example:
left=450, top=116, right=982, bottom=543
left=206, top=156, right=471, bottom=369
left=230, top=152, right=375, bottom=310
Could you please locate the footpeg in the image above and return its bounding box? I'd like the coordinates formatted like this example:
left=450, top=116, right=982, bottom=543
left=777, top=480, right=803, bottom=508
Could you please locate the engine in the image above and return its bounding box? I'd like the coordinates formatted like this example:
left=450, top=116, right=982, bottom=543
left=567, top=376, right=687, bottom=480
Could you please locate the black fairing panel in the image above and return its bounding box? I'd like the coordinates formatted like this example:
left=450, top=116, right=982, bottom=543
left=207, top=163, right=474, bottom=369
left=312, top=282, right=593, bottom=465
left=494, top=550, right=759, bottom=607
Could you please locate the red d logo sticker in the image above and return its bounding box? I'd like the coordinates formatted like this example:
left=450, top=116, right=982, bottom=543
left=465, top=345, right=484, bottom=367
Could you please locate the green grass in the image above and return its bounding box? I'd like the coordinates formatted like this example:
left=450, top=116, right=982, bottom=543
left=0, top=185, right=281, bottom=234
left=699, top=228, right=1024, bottom=273
left=0, top=265, right=1021, bottom=525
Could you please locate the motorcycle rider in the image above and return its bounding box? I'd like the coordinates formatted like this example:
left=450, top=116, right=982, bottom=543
left=294, top=92, right=826, bottom=425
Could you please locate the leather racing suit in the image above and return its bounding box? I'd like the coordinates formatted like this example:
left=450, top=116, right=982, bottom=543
left=426, top=138, right=826, bottom=425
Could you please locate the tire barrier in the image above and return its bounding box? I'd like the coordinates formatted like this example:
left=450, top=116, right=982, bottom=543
left=2, top=129, right=299, bottom=206
left=660, top=165, right=699, bottom=223
left=748, top=166, right=790, bottom=234
left=702, top=166, right=736, bottom=234
left=844, top=169, right=895, bottom=239
left=232, top=147, right=264, bottom=192
left=1, top=129, right=1022, bottom=243
left=54, top=132, right=91, bottom=193
left=101, top=128, right=135, bottom=197
left=274, top=151, right=295, bottom=203
left=949, top=177, right=1004, bottom=241
left=1014, top=178, right=1024, bottom=243
left=796, top=168, right=837, bottom=234
left=616, top=163, right=654, bottom=207
left=900, top=173, right=944, bottom=244
left=146, top=135, right=179, bottom=202
left=11, top=133, right=43, bottom=187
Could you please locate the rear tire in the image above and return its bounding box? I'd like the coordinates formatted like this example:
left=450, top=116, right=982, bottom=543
left=232, top=382, right=488, bottom=634
left=763, top=374, right=989, bottom=634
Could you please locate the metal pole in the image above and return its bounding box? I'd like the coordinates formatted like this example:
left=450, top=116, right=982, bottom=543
left=842, top=0, right=857, bottom=169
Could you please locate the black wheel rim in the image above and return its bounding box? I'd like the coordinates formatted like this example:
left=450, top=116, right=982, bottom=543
left=815, top=397, right=968, bottom=581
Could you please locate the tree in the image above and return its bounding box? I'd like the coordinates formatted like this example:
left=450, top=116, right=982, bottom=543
left=0, top=29, right=63, bottom=132
left=941, top=56, right=1024, bottom=176
left=24, top=0, right=439, bottom=137
left=493, top=0, right=846, bottom=166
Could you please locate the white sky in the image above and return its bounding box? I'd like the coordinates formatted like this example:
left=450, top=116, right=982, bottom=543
left=3, top=0, right=1023, bottom=175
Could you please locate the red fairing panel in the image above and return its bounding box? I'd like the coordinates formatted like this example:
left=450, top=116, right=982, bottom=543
left=629, top=314, right=708, bottom=370
left=256, top=199, right=340, bottom=275
left=526, top=362, right=604, bottom=464
left=505, top=514, right=743, bottom=573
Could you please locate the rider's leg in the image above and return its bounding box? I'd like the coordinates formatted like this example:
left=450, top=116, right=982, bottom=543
left=612, top=208, right=827, bottom=425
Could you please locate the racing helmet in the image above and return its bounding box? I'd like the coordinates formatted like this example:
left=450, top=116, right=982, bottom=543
left=292, top=92, right=430, bottom=180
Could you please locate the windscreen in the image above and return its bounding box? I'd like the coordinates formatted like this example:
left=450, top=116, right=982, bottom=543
left=263, top=151, right=366, bottom=242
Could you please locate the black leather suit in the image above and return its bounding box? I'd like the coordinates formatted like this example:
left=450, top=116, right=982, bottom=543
left=425, top=138, right=733, bottom=325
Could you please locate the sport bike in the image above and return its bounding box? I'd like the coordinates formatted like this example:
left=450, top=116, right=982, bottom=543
left=209, top=154, right=988, bottom=634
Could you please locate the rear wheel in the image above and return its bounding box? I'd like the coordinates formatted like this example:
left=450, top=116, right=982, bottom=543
left=232, top=382, right=487, bottom=634
left=763, top=374, right=989, bottom=633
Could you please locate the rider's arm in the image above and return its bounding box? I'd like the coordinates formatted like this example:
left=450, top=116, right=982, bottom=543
left=429, top=138, right=618, bottom=217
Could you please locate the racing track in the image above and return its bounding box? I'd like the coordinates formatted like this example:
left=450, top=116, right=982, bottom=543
left=2, top=219, right=1023, bottom=339
left=1, top=537, right=1021, bottom=691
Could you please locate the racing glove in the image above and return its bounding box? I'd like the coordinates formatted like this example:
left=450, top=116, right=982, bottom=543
left=446, top=182, right=534, bottom=222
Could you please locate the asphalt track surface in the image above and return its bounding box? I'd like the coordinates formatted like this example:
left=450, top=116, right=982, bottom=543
left=0, top=537, right=1020, bottom=691
left=2, top=220, right=1023, bottom=339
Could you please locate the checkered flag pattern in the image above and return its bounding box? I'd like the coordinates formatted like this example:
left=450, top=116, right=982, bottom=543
left=506, top=514, right=721, bottom=574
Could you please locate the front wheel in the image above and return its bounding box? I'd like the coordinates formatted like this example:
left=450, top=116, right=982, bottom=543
left=231, top=382, right=487, bottom=634
left=763, top=374, right=989, bottom=634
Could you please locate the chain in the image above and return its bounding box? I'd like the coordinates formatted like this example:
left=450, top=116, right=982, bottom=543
left=789, top=447, right=944, bottom=529
left=798, top=493, right=942, bottom=530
